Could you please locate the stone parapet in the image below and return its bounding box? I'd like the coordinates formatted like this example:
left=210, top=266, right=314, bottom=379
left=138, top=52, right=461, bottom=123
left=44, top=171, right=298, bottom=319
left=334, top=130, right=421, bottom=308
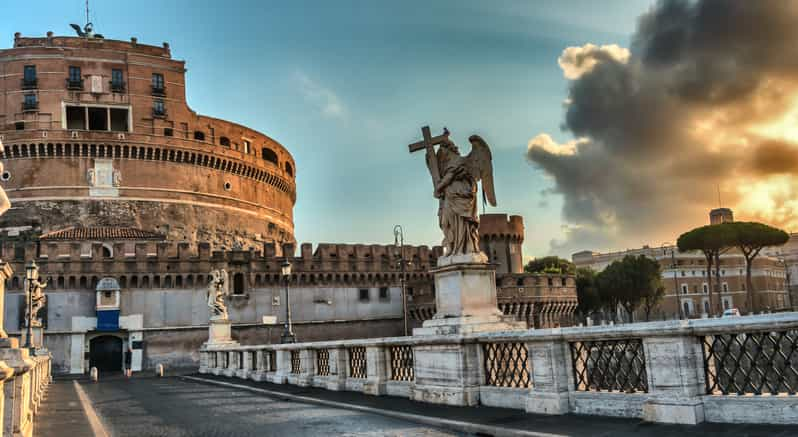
left=198, top=312, right=798, bottom=426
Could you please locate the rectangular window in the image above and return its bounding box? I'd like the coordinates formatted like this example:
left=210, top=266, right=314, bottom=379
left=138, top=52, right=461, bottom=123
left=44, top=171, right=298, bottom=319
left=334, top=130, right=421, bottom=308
left=22, top=93, right=37, bottom=111
left=702, top=284, right=708, bottom=294
left=152, top=73, right=165, bottom=94
left=243, top=140, right=251, bottom=154
left=681, top=284, right=688, bottom=294
left=68, top=66, right=82, bottom=89
left=15, top=121, right=24, bottom=131
left=164, top=128, right=173, bottom=137
left=379, top=287, right=389, bottom=300
left=66, top=106, right=86, bottom=130
left=722, top=283, right=729, bottom=293
left=88, top=107, right=108, bottom=131
left=681, top=271, right=685, bottom=277
left=23, top=65, right=36, bottom=88
left=110, top=108, right=129, bottom=132
left=153, top=99, right=166, bottom=117
left=111, top=69, right=124, bottom=91
left=358, top=288, right=370, bottom=302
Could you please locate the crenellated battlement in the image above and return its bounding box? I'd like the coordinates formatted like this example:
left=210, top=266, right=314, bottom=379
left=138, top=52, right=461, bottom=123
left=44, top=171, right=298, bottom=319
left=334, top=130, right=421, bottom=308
left=0, top=239, right=445, bottom=291
left=478, top=213, right=524, bottom=242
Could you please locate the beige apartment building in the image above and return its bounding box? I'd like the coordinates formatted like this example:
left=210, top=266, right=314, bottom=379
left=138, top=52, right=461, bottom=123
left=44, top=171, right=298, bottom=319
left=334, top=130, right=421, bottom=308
left=572, top=209, right=791, bottom=319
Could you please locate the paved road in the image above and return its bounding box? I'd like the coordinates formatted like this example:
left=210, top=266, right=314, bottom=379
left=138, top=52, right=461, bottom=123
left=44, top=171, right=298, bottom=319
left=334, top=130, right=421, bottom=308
left=37, top=375, right=461, bottom=437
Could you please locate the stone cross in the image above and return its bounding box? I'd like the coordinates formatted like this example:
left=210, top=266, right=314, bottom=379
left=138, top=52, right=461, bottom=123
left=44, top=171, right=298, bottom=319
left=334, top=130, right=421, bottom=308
left=407, top=126, right=449, bottom=186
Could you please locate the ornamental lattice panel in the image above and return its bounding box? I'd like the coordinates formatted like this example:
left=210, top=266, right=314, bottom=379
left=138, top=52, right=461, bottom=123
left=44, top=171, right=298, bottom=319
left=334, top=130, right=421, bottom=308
left=702, top=329, right=798, bottom=395
left=348, top=346, right=367, bottom=379
left=482, top=342, right=531, bottom=388
left=570, top=339, right=648, bottom=393
left=290, top=350, right=301, bottom=374
left=317, top=349, right=330, bottom=376
left=389, top=345, right=414, bottom=381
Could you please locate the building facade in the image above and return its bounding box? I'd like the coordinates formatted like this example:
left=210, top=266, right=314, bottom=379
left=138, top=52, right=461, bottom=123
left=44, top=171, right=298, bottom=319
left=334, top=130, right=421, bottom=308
left=0, top=31, right=575, bottom=374
left=572, top=208, right=791, bottom=319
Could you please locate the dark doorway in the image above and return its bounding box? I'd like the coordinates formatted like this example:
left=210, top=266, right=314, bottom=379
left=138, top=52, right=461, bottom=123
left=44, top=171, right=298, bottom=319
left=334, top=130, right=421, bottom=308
left=89, top=335, right=123, bottom=372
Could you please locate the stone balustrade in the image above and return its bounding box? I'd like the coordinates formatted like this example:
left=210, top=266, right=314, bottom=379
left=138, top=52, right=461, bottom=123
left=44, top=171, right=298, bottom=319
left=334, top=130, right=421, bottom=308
left=199, top=313, right=798, bottom=425
left=0, top=349, right=51, bottom=437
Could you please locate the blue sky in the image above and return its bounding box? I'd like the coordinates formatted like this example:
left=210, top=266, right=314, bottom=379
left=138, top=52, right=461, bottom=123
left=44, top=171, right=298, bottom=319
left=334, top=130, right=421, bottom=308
left=2, top=0, right=657, bottom=259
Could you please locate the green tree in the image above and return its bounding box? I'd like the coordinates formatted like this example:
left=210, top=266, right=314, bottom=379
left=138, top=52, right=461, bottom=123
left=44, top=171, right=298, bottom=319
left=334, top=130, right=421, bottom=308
left=725, top=222, right=789, bottom=312
left=596, top=255, right=663, bottom=322
left=641, top=286, right=666, bottom=321
left=677, top=225, right=734, bottom=316
left=575, top=268, right=601, bottom=318
left=524, top=256, right=575, bottom=275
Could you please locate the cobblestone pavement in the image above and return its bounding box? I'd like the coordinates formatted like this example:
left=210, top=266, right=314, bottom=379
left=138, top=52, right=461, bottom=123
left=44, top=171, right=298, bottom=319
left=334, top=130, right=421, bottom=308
left=37, top=374, right=462, bottom=437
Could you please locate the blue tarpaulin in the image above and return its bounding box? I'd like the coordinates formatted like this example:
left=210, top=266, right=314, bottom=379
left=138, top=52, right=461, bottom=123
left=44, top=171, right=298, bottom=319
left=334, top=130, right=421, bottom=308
left=97, top=310, right=120, bottom=331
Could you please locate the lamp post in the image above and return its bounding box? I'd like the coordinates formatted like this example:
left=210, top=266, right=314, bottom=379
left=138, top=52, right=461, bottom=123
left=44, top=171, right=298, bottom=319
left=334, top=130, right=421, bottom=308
left=394, top=225, right=409, bottom=336
left=280, top=259, right=295, bottom=343
left=24, top=260, right=37, bottom=349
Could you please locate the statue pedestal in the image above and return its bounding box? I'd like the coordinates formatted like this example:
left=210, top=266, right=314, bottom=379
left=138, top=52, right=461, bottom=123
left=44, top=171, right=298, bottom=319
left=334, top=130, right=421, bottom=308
left=205, top=319, right=238, bottom=346
left=20, top=327, right=44, bottom=351
left=413, top=253, right=526, bottom=336
left=410, top=253, right=525, bottom=407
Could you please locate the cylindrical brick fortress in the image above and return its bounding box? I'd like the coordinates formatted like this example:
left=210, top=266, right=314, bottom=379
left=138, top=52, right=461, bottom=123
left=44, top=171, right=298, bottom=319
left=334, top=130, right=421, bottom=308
left=0, top=34, right=295, bottom=248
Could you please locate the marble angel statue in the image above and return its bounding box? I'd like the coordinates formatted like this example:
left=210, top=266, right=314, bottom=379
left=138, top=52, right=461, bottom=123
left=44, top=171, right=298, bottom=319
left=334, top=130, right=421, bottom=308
left=428, top=132, right=497, bottom=257
left=207, top=269, right=230, bottom=320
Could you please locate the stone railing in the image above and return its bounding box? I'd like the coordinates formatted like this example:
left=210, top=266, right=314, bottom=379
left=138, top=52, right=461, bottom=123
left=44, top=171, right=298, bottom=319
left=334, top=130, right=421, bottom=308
left=199, top=313, right=798, bottom=425
left=0, top=347, right=52, bottom=437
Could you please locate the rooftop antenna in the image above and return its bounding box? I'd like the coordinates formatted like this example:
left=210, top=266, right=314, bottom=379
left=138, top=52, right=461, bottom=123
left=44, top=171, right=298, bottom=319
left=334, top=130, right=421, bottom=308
left=69, top=0, right=104, bottom=39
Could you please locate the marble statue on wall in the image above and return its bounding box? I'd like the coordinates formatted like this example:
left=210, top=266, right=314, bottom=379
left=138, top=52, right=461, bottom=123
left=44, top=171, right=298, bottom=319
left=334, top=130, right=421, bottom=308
left=28, top=276, right=47, bottom=327
left=408, top=127, right=497, bottom=258
left=207, top=269, right=230, bottom=321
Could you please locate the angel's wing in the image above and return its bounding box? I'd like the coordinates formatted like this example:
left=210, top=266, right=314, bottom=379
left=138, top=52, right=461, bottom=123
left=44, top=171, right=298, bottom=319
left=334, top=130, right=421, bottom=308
left=465, top=135, right=497, bottom=207
left=70, top=24, right=85, bottom=37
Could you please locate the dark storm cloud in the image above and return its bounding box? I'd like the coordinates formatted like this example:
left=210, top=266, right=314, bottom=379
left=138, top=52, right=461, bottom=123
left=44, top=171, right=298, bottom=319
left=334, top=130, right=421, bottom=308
left=527, top=0, right=798, bottom=256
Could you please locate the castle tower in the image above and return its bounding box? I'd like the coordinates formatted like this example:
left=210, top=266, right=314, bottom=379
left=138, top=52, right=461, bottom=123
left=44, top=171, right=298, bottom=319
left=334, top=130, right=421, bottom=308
left=710, top=208, right=734, bottom=225
left=478, top=214, right=525, bottom=274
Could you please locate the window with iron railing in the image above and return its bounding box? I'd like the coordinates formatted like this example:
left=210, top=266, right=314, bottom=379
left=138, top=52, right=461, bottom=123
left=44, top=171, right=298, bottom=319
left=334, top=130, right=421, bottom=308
left=153, top=99, right=166, bottom=118
left=22, top=65, right=37, bottom=89
left=67, top=66, right=83, bottom=90
left=111, top=69, right=125, bottom=92
left=152, top=73, right=165, bottom=95
left=22, top=93, right=38, bottom=111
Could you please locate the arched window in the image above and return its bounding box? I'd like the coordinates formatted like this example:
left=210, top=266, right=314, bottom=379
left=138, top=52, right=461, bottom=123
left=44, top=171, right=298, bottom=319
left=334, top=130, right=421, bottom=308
left=11, top=277, right=19, bottom=289
left=219, top=137, right=230, bottom=148
left=142, top=276, right=150, bottom=288
left=79, top=276, right=87, bottom=288
left=233, top=273, right=245, bottom=295
left=194, top=131, right=205, bottom=141
left=285, top=162, right=293, bottom=176
left=102, top=244, right=113, bottom=258
left=683, top=301, right=690, bottom=316
left=175, top=276, right=183, bottom=287
left=704, top=300, right=710, bottom=314
left=261, top=147, right=278, bottom=165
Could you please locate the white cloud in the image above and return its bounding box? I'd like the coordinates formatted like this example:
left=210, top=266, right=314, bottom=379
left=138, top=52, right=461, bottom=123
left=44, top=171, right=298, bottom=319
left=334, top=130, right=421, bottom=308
left=294, top=71, right=347, bottom=119
left=557, top=43, right=630, bottom=80
left=527, top=133, right=588, bottom=156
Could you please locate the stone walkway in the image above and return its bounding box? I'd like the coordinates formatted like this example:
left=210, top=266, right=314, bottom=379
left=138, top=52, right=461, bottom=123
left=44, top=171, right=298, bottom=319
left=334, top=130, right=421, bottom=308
left=190, top=373, right=798, bottom=437
left=37, top=374, right=460, bottom=437
left=36, top=375, right=96, bottom=437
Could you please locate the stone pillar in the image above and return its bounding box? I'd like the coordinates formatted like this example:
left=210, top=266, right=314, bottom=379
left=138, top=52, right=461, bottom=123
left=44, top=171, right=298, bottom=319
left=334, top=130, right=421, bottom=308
left=324, top=347, right=347, bottom=391
left=641, top=335, right=705, bottom=424
left=363, top=346, right=387, bottom=395
left=411, top=341, right=482, bottom=406
left=0, top=339, right=34, bottom=437
left=271, top=349, right=291, bottom=384
left=251, top=349, right=268, bottom=382
left=223, top=350, right=238, bottom=377
left=525, top=340, right=571, bottom=414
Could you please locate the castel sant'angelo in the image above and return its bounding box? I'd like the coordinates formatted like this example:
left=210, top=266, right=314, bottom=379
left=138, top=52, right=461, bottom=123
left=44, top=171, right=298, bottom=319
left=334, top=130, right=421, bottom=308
left=0, top=29, right=576, bottom=373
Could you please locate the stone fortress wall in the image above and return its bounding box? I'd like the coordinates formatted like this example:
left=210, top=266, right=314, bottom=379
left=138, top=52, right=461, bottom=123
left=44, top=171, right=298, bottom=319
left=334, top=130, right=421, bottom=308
left=0, top=33, right=296, bottom=248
